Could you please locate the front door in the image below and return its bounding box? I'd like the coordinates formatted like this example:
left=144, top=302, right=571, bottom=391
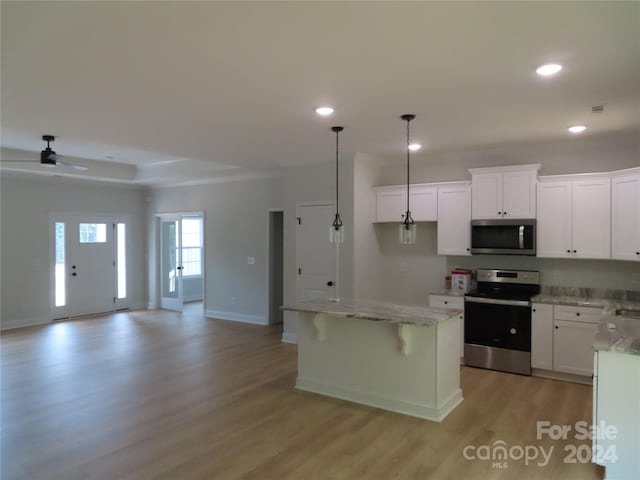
left=52, top=214, right=128, bottom=319
left=296, top=204, right=335, bottom=302
left=160, top=217, right=184, bottom=311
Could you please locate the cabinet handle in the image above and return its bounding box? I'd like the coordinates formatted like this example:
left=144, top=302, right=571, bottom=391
left=532, top=308, right=536, bottom=312
left=498, top=211, right=502, bottom=216
left=503, top=211, right=507, bottom=216
left=636, top=252, right=639, bottom=255
left=566, top=250, right=571, bottom=253
left=444, top=301, right=448, bottom=305
left=555, top=325, right=559, bottom=329
left=576, top=312, right=580, bottom=316
left=466, top=248, right=470, bottom=251
left=573, top=250, right=577, bottom=253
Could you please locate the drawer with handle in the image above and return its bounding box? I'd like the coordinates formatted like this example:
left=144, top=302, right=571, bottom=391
left=554, top=305, right=603, bottom=324
left=429, top=294, right=464, bottom=309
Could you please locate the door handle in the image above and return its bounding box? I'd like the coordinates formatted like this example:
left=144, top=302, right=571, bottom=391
left=72, top=272, right=77, bottom=276
left=327, top=281, right=334, bottom=286
left=177, top=266, right=184, bottom=270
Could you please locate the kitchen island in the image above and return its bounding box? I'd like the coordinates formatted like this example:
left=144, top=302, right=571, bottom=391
left=281, top=298, right=463, bottom=422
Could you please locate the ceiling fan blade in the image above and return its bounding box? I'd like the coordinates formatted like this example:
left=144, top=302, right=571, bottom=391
left=56, top=160, right=89, bottom=171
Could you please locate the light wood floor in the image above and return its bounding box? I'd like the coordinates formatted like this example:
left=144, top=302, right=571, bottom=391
left=1, top=307, right=604, bottom=480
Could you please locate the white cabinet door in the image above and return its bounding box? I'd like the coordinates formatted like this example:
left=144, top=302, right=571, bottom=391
left=553, top=320, right=599, bottom=376
left=375, top=189, right=406, bottom=222
left=531, top=303, right=553, bottom=370
left=572, top=178, right=611, bottom=259
left=410, top=186, right=437, bottom=221
left=437, top=185, right=471, bottom=255
left=472, top=173, right=502, bottom=219
left=502, top=170, right=536, bottom=218
left=537, top=181, right=572, bottom=258
left=612, top=173, right=640, bottom=261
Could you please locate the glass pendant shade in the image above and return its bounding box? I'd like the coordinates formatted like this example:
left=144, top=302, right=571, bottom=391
left=399, top=221, right=417, bottom=244
left=330, top=225, right=345, bottom=244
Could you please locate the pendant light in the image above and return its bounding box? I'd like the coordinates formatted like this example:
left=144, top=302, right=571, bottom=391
left=329, top=126, right=345, bottom=244
left=399, top=114, right=417, bottom=244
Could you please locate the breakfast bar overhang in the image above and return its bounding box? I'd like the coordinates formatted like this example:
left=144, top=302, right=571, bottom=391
left=282, top=299, right=464, bottom=422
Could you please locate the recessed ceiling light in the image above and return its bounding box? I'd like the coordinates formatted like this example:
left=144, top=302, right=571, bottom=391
left=536, top=64, right=563, bottom=76
left=568, top=125, right=587, bottom=134
left=408, top=143, right=422, bottom=151
left=315, top=107, right=334, bottom=116
left=105, top=155, right=113, bottom=159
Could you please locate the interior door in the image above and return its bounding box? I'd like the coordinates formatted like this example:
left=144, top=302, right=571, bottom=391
left=160, top=217, right=183, bottom=311
left=68, top=216, right=116, bottom=317
left=297, top=204, right=335, bottom=301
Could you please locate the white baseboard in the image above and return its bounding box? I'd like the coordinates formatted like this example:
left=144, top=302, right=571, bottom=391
left=1, top=316, right=49, bottom=331
left=205, top=309, right=267, bottom=326
left=532, top=368, right=593, bottom=385
left=281, top=332, right=298, bottom=344
left=295, top=377, right=463, bottom=422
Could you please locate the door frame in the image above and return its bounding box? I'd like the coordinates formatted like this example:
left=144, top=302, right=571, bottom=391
left=265, top=208, right=284, bottom=324
left=295, top=201, right=335, bottom=303
left=154, top=211, right=206, bottom=312
left=49, top=212, right=131, bottom=320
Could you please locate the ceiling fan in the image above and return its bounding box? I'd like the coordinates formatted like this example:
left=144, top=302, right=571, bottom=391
left=1, top=135, right=89, bottom=171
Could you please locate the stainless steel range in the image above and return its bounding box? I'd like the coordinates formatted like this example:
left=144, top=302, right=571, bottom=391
left=464, top=269, right=540, bottom=376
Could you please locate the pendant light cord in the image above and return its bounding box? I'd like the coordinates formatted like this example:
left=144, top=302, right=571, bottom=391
left=331, top=126, right=344, bottom=229
left=406, top=118, right=410, bottom=217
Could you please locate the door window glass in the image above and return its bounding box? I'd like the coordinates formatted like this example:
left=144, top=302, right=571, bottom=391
left=55, top=222, right=66, bottom=307
left=79, top=223, right=107, bottom=243
left=117, top=223, right=127, bottom=299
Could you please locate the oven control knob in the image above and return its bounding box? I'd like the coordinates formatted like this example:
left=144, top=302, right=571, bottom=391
left=510, top=328, right=517, bottom=335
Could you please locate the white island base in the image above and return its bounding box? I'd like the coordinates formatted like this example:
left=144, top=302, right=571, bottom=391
left=295, top=310, right=463, bottom=422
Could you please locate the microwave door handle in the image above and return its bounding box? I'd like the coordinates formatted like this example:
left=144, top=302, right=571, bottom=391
left=519, top=225, right=524, bottom=249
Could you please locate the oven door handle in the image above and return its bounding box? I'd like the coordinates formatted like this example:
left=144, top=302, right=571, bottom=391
left=465, top=296, right=531, bottom=307
left=519, top=225, right=525, bottom=249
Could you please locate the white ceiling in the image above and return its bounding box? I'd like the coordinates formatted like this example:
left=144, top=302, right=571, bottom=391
left=1, top=1, right=639, bottom=185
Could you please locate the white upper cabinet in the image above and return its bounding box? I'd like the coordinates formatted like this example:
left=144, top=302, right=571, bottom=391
left=375, top=188, right=406, bottom=222
left=410, top=186, right=438, bottom=221
left=374, top=185, right=437, bottom=222
left=537, top=175, right=611, bottom=259
left=437, top=184, right=471, bottom=255
left=469, top=164, right=539, bottom=219
left=611, top=170, right=640, bottom=261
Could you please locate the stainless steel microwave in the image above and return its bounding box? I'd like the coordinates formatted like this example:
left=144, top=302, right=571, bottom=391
left=470, top=219, right=536, bottom=255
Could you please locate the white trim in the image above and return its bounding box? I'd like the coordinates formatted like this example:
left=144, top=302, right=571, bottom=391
left=468, top=163, right=541, bottom=175
left=281, top=332, right=298, bottom=344
left=538, top=171, right=613, bottom=182
left=295, top=377, right=463, bottom=422
left=373, top=180, right=471, bottom=191
left=609, top=166, right=640, bottom=177
left=205, top=309, right=268, bottom=326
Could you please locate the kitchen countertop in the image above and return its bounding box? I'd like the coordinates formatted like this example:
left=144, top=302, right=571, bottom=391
left=529, top=287, right=640, bottom=355
left=593, top=309, right=640, bottom=356
left=281, top=298, right=462, bottom=327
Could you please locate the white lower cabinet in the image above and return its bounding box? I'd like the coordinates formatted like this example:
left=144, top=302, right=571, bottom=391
left=429, top=294, right=464, bottom=361
left=552, top=320, right=599, bottom=376
left=531, top=303, right=603, bottom=380
left=531, top=303, right=553, bottom=370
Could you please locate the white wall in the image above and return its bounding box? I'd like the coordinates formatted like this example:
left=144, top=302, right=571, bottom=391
left=147, top=176, right=283, bottom=324
left=0, top=173, right=147, bottom=329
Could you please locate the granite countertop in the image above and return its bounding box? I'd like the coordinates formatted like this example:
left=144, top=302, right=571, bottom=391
left=281, top=298, right=462, bottom=327
left=593, top=309, right=640, bottom=356
left=531, top=286, right=640, bottom=310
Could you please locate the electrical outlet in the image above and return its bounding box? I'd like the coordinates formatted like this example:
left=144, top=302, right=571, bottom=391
left=400, top=261, right=408, bottom=272
left=247, top=257, right=255, bottom=265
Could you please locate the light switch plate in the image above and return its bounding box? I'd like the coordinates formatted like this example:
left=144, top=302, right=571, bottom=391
left=248, top=257, right=255, bottom=265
